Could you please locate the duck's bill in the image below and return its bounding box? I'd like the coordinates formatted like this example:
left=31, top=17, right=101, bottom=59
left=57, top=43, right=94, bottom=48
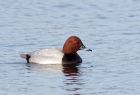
left=84, top=48, right=92, bottom=51
left=79, top=45, right=92, bottom=51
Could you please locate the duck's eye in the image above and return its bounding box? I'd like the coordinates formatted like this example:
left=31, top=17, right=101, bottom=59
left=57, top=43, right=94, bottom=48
left=76, top=41, right=80, bottom=45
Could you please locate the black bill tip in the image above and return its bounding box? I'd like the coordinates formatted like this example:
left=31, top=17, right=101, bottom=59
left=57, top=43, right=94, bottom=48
left=85, top=49, right=92, bottom=51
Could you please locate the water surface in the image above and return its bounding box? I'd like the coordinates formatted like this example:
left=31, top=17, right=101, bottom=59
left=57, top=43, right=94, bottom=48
left=0, top=0, right=140, bottom=95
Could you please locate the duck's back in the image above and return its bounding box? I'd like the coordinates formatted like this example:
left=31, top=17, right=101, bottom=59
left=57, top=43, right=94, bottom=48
left=21, top=48, right=64, bottom=64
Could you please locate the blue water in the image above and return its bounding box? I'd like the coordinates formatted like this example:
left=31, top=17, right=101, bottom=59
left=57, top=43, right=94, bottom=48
left=0, top=0, right=140, bottom=95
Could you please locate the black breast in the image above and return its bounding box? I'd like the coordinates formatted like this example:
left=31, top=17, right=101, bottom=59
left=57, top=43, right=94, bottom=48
left=62, top=53, right=82, bottom=66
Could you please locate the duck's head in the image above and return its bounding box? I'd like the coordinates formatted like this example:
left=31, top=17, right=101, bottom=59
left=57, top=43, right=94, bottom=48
left=63, top=36, right=92, bottom=54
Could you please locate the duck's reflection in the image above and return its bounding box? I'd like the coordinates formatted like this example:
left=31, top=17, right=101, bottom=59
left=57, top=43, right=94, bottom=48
left=62, top=66, right=83, bottom=95
left=25, top=63, right=63, bottom=75
left=25, top=63, right=84, bottom=95
left=63, top=66, right=79, bottom=76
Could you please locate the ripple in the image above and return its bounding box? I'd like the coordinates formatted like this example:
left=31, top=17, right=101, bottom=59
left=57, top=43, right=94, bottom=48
left=0, top=0, right=140, bottom=95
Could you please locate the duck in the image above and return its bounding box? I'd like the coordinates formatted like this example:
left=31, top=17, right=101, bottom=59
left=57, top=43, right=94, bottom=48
left=20, top=36, right=92, bottom=66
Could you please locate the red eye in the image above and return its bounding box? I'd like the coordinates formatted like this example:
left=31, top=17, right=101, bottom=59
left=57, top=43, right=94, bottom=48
left=76, top=41, right=80, bottom=45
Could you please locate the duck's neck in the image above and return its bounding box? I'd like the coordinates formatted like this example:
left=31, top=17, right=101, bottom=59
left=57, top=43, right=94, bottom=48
left=64, top=53, right=77, bottom=56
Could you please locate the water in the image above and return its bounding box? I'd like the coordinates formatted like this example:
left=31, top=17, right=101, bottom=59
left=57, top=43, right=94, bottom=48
left=0, top=0, right=140, bottom=95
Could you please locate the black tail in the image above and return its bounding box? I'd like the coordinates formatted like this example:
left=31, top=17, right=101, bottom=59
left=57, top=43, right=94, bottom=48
left=20, top=53, right=30, bottom=63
